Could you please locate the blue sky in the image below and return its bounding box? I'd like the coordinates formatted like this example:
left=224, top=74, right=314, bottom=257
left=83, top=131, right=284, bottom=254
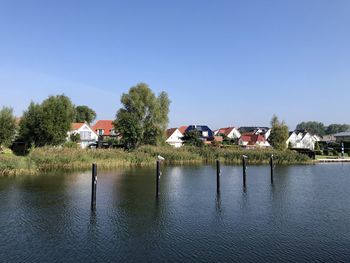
left=1, top=0, right=349, bottom=130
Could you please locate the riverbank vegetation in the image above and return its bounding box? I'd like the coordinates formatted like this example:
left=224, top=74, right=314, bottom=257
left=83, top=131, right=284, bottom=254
left=0, top=145, right=311, bottom=176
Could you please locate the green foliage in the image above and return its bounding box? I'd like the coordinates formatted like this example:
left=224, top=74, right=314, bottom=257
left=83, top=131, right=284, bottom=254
left=296, top=121, right=325, bottom=136
left=182, top=130, right=203, bottom=147
left=325, top=124, right=350, bottom=135
left=115, top=83, right=170, bottom=149
left=269, top=114, right=289, bottom=151
left=18, top=102, right=44, bottom=147
left=63, top=141, right=78, bottom=148
left=19, top=95, right=75, bottom=147
left=69, top=133, right=80, bottom=142
left=0, top=145, right=312, bottom=176
left=75, top=105, right=96, bottom=124
left=314, top=141, right=321, bottom=151
left=0, top=107, right=17, bottom=148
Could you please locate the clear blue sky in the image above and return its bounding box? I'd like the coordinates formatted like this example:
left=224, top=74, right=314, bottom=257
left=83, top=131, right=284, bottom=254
left=1, top=0, right=349, bottom=130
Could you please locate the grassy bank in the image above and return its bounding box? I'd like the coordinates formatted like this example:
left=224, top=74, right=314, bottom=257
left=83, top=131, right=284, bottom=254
left=0, top=145, right=312, bottom=176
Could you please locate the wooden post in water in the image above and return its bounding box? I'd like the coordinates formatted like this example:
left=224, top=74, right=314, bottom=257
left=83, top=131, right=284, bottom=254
left=242, top=155, right=247, bottom=187
left=156, top=160, right=160, bottom=198
left=216, top=160, right=221, bottom=194
left=270, top=154, right=274, bottom=184
left=91, top=163, right=97, bottom=210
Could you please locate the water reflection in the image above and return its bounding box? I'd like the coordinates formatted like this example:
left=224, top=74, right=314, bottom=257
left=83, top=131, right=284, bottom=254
left=1, top=164, right=350, bottom=262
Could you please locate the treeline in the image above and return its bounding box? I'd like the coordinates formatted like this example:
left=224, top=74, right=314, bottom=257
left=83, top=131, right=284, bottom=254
left=0, top=83, right=170, bottom=152
left=296, top=121, right=350, bottom=136
left=0, top=95, right=97, bottom=150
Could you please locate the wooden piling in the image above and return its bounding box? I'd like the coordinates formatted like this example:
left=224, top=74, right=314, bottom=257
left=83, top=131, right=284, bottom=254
left=216, top=160, right=221, bottom=194
left=91, top=163, right=97, bottom=210
left=156, top=160, right=160, bottom=198
left=270, top=155, right=274, bottom=184
left=242, top=156, right=247, bottom=187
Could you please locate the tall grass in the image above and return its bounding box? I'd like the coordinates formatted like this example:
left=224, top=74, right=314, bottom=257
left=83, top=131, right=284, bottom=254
left=0, top=145, right=311, bottom=176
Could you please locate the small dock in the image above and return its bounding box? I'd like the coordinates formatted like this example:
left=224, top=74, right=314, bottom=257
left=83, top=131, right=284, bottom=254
left=317, top=158, right=350, bottom=163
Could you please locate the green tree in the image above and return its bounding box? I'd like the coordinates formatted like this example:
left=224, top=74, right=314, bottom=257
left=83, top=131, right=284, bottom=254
left=19, top=95, right=75, bottom=147
left=269, top=114, right=289, bottom=150
left=69, top=133, right=80, bottom=142
left=18, top=102, right=44, bottom=146
left=0, top=107, right=17, bottom=148
left=75, top=105, right=96, bottom=124
left=114, top=83, right=170, bottom=149
left=325, top=124, right=350, bottom=135
left=296, top=121, right=325, bottom=136
left=182, top=130, right=203, bottom=147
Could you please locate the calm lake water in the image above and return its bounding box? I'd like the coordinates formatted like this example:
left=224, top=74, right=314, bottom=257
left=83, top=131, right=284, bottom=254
left=1, top=164, right=350, bottom=262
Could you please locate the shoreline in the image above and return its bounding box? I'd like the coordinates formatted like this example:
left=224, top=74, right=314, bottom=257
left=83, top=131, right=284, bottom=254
left=0, top=145, right=315, bottom=176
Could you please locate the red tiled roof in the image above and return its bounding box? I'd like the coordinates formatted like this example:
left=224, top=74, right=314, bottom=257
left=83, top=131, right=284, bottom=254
left=216, top=127, right=235, bottom=136
left=240, top=133, right=266, bottom=143
left=166, top=128, right=177, bottom=139
left=178, top=126, right=188, bottom=134
left=92, top=120, right=114, bottom=136
left=71, top=123, right=85, bottom=130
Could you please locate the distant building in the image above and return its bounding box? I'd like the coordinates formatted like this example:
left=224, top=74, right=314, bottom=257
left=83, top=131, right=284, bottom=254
left=238, top=133, right=270, bottom=148
left=185, top=125, right=214, bottom=141
left=68, top=123, right=98, bottom=148
left=92, top=120, right=117, bottom=138
left=320, top=135, right=336, bottom=143
left=165, top=128, right=183, bottom=148
left=286, top=130, right=319, bottom=150
left=238, top=127, right=271, bottom=140
left=178, top=126, right=188, bottom=135
left=214, top=127, right=241, bottom=139
left=334, top=131, right=350, bottom=142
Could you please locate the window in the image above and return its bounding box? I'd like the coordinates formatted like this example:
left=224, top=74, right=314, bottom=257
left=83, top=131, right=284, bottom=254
left=202, top=131, right=208, bottom=137
left=97, top=129, right=104, bottom=135
left=80, top=131, right=92, bottom=140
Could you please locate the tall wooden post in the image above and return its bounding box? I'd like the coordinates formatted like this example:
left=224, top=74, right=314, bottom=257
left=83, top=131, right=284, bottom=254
left=156, top=160, right=160, bottom=198
left=270, top=155, right=274, bottom=184
left=91, top=163, right=97, bottom=210
left=216, top=160, right=221, bottom=194
left=242, top=156, right=247, bottom=187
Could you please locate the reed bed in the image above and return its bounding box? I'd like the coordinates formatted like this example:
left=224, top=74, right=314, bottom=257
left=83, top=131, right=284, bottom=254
left=0, top=145, right=311, bottom=176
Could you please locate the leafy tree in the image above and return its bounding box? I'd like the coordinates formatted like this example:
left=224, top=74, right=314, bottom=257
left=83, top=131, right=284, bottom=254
left=69, top=133, right=80, bottom=142
left=182, top=130, right=203, bottom=147
left=19, top=95, right=75, bottom=147
left=296, top=121, right=325, bottom=136
left=18, top=102, right=44, bottom=147
left=325, top=124, right=350, bottom=135
left=0, top=107, right=17, bottom=148
left=75, top=105, right=96, bottom=124
left=269, top=114, right=289, bottom=150
left=114, top=83, right=170, bottom=149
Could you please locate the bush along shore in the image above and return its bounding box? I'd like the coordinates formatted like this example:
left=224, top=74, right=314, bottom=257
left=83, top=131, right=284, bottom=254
left=0, top=145, right=312, bottom=176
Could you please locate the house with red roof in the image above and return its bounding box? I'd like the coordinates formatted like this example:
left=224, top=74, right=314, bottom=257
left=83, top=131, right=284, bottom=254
left=238, top=133, right=271, bottom=148
left=178, top=126, right=188, bottom=134
left=166, top=128, right=184, bottom=148
left=214, top=126, right=241, bottom=139
left=92, top=120, right=117, bottom=138
left=67, top=122, right=98, bottom=148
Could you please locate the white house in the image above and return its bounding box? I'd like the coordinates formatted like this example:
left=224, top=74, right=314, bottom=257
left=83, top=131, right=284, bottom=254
left=214, top=127, right=241, bottom=139
left=166, top=128, right=184, bottom=148
left=238, top=127, right=271, bottom=140
left=239, top=133, right=271, bottom=148
left=286, top=130, right=319, bottom=150
left=68, top=123, right=98, bottom=148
